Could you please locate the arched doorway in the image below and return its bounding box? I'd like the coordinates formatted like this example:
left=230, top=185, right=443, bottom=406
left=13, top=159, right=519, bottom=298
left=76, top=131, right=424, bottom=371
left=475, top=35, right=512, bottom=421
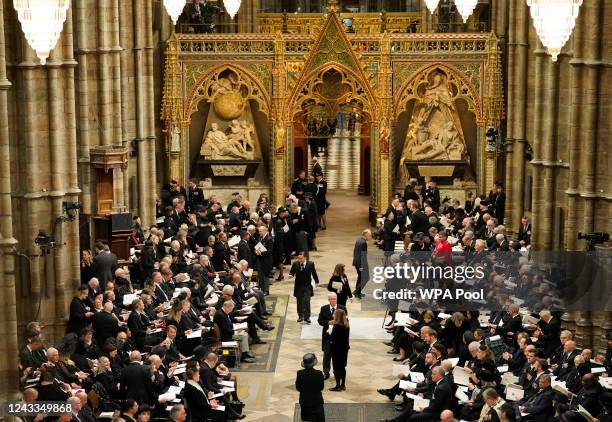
left=288, top=66, right=374, bottom=197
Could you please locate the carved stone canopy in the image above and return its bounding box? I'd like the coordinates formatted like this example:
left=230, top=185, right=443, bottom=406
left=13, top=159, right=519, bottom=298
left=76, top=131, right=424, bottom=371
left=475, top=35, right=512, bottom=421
left=90, top=146, right=129, bottom=172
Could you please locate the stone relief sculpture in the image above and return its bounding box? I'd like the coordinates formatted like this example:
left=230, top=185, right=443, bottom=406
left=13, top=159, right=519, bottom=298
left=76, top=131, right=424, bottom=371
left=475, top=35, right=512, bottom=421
left=400, top=70, right=469, bottom=162
left=208, top=73, right=246, bottom=120
left=200, top=122, right=258, bottom=160
left=170, top=126, right=181, bottom=153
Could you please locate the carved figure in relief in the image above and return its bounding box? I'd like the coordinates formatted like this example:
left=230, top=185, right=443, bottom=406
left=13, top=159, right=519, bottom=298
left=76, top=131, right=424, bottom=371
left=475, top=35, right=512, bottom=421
left=170, top=126, right=181, bottom=153
left=400, top=70, right=469, bottom=162
left=201, top=122, right=250, bottom=160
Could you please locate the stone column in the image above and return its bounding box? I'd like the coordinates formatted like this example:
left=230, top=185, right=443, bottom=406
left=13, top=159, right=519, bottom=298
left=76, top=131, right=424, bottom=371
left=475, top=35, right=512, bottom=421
left=145, top=0, right=157, bottom=228
left=579, top=0, right=602, bottom=235
left=0, top=0, right=20, bottom=400
left=529, top=41, right=547, bottom=249
left=540, top=59, right=558, bottom=250
left=98, top=0, right=113, bottom=147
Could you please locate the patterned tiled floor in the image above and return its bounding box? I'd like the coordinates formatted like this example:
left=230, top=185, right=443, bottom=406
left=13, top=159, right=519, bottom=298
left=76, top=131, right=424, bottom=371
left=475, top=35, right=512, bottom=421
left=239, top=193, right=400, bottom=421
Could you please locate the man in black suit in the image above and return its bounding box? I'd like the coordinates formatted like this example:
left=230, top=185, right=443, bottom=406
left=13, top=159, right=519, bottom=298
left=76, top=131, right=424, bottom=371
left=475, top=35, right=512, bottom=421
left=535, top=310, right=561, bottom=356
left=408, top=200, right=430, bottom=236
left=187, top=179, right=204, bottom=212
left=119, top=351, right=154, bottom=405
left=290, top=252, right=319, bottom=323
left=91, top=242, right=118, bottom=286
left=519, top=374, right=554, bottom=419
left=384, top=366, right=452, bottom=422
left=67, top=285, right=93, bottom=334
left=295, top=353, right=325, bottom=422
left=255, top=226, right=274, bottom=295
left=553, top=340, right=579, bottom=380
left=518, top=216, right=532, bottom=247
left=212, top=232, right=231, bottom=271
left=213, top=300, right=254, bottom=363
left=92, top=302, right=119, bottom=347
left=237, top=231, right=253, bottom=268
left=352, top=229, right=371, bottom=299
left=317, top=293, right=347, bottom=380
left=19, top=336, right=46, bottom=373
left=494, top=304, right=523, bottom=345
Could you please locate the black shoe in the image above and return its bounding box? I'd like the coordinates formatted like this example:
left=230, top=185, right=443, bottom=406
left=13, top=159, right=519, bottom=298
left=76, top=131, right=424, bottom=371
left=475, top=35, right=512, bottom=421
left=231, top=414, right=246, bottom=420
left=297, top=317, right=303, bottom=323
left=329, top=386, right=342, bottom=392
left=304, top=319, right=311, bottom=324
left=240, top=356, right=255, bottom=363
left=263, top=325, right=275, bottom=331
left=324, top=372, right=330, bottom=380
left=387, top=349, right=399, bottom=354
left=252, top=339, right=267, bottom=345
left=383, top=341, right=393, bottom=346
left=340, top=385, right=346, bottom=391
left=395, top=404, right=405, bottom=411
left=376, top=389, right=395, bottom=401
left=245, top=352, right=255, bottom=358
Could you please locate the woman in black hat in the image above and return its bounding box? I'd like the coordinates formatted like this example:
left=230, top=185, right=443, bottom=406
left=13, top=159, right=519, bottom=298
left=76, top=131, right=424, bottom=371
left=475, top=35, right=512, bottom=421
left=295, top=353, right=325, bottom=422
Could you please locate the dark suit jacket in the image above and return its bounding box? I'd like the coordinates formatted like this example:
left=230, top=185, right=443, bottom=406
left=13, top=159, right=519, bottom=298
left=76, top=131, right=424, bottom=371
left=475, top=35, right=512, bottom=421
left=410, top=210, right=430, bottom=235
left=119, top=362, right=154, bottom=405
left=290, top=260, right=319, bottom=297
left=256, top=234, right=274, bottom=274
left=422, top=378, right=453, bottom=417
left=523, top=386, right=554, bottom=416
left=237, top=239, right=252, bottom=266
left=127, top=311, right=149, bottom=349
left=92, top=311, right=119, bottom=346
left=199, top=362, right=222, bottom=393
left=518, top=223, right=531, bottom=245
left=536, top=317, right=561, bottom=356
left=67, top=297, right=90, bottom=334
left=317, top=304, right=347, bottom=348
left=20, top=345, right=46, bottom=371
left=295, top=368, right=325, bottom=406
left=92, top=252, right=118, bottom=285
left=213, top=310, right=234, bottom=342
left=554, top=349, right=579, bottom=379
left=183, top=382, right=217, bottom=422
left=352, top=237, right=368, bottom=269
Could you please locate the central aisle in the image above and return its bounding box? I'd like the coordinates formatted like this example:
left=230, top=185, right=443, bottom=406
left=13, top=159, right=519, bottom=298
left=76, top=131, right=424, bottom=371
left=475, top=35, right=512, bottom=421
left=239, top=192, right=398, bottom=421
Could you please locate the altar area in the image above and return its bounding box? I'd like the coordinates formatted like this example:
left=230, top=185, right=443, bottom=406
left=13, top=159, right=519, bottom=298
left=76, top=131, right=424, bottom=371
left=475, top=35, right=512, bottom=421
left=161, top=0, right=504, bottom=217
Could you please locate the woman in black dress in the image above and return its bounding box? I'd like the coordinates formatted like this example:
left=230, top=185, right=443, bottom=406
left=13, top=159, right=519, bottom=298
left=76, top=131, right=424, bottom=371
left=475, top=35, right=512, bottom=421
left=327, top=264, right=353, bottom=306
left=329, top=309, right=350, bottom=391
left=315, top=174, right=328, bottom=230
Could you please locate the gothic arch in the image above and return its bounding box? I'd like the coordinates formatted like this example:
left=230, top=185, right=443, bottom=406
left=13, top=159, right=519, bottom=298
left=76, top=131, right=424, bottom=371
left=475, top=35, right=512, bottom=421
left=184, top=64, right=271, bottom=121
left=285, top=62, right=378, bottom=123
left=394, top=63, right=483, bottom=126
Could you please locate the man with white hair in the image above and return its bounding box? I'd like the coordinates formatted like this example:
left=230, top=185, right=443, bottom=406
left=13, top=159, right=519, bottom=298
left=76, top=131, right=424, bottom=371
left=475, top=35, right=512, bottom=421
left=213, top=300, right=254, bottom=363
left=92, top=301, right=119, bottom=346
left=534, top=310, right=561, bottom=356
left=87, top=277, right=102, bottom=302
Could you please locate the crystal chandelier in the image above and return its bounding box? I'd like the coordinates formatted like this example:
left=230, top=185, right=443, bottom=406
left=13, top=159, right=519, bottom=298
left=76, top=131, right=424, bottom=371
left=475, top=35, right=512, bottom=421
left=163, top=0, right=186, bottom=26
left=223, top=0, right=242, bottom=19
left=423, top=0, right=440, bottom=14
left=13, top=0, right=70, bottom=65
left=526, top=0, right=582, bottom=61
left=454, top=0, right=478, bottom=23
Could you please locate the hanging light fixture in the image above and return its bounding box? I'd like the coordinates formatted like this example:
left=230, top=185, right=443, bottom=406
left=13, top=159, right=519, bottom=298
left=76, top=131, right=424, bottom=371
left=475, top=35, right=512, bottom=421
left=223, top=0, right=242, bottom=20
left=163, top=0, right=187, bottom=26
left=454, top=0, right=478, bottom=23
left=13, top=0, right=70, bottom=65
left=423, top=0, right=440, bottom=14
left=526, top=0, right=582, bottom=62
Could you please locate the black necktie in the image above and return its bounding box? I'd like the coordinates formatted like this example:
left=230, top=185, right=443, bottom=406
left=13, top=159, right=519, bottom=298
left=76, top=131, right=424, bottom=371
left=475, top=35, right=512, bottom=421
left=331, top=307, right=335, bottom=314
left=301, top=264, right=304, bottom=271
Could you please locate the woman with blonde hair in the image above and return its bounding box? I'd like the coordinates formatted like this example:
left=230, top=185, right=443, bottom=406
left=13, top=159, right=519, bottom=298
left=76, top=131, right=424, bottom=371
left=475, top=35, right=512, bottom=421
left=329, top=308, right=350, bottom=391
left=327, top=264, right=353, bottom=306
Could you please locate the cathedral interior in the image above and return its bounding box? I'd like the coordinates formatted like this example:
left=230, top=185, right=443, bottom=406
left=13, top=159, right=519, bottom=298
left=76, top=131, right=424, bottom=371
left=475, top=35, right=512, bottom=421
left=0, top=0, right=611, bottom=420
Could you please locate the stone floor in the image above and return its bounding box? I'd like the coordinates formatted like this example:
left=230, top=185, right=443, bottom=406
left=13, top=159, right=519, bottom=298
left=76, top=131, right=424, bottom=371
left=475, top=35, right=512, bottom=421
left=237, top=192, right=399, bottom=421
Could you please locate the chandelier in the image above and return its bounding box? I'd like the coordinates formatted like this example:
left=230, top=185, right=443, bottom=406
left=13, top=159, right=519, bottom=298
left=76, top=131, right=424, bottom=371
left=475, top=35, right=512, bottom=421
left=163, top=0, right=186, bottom=26
left=224, top=0, right=242, bottom=19
left=454, top=0, right=478, bottom=23
left=423, top=0, right=440, bottom=14
left=527, top=0, right=582, bottom=61
left=13, top=0, right=70, bottom=65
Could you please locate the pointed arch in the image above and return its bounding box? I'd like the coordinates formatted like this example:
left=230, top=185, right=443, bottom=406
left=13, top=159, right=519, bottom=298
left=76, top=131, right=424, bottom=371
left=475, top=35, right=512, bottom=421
left=184, top=64, right=271, bottom=122
left=394, top=63, right=483, bottom=126
left=284, top=11, right=378, bottom=122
